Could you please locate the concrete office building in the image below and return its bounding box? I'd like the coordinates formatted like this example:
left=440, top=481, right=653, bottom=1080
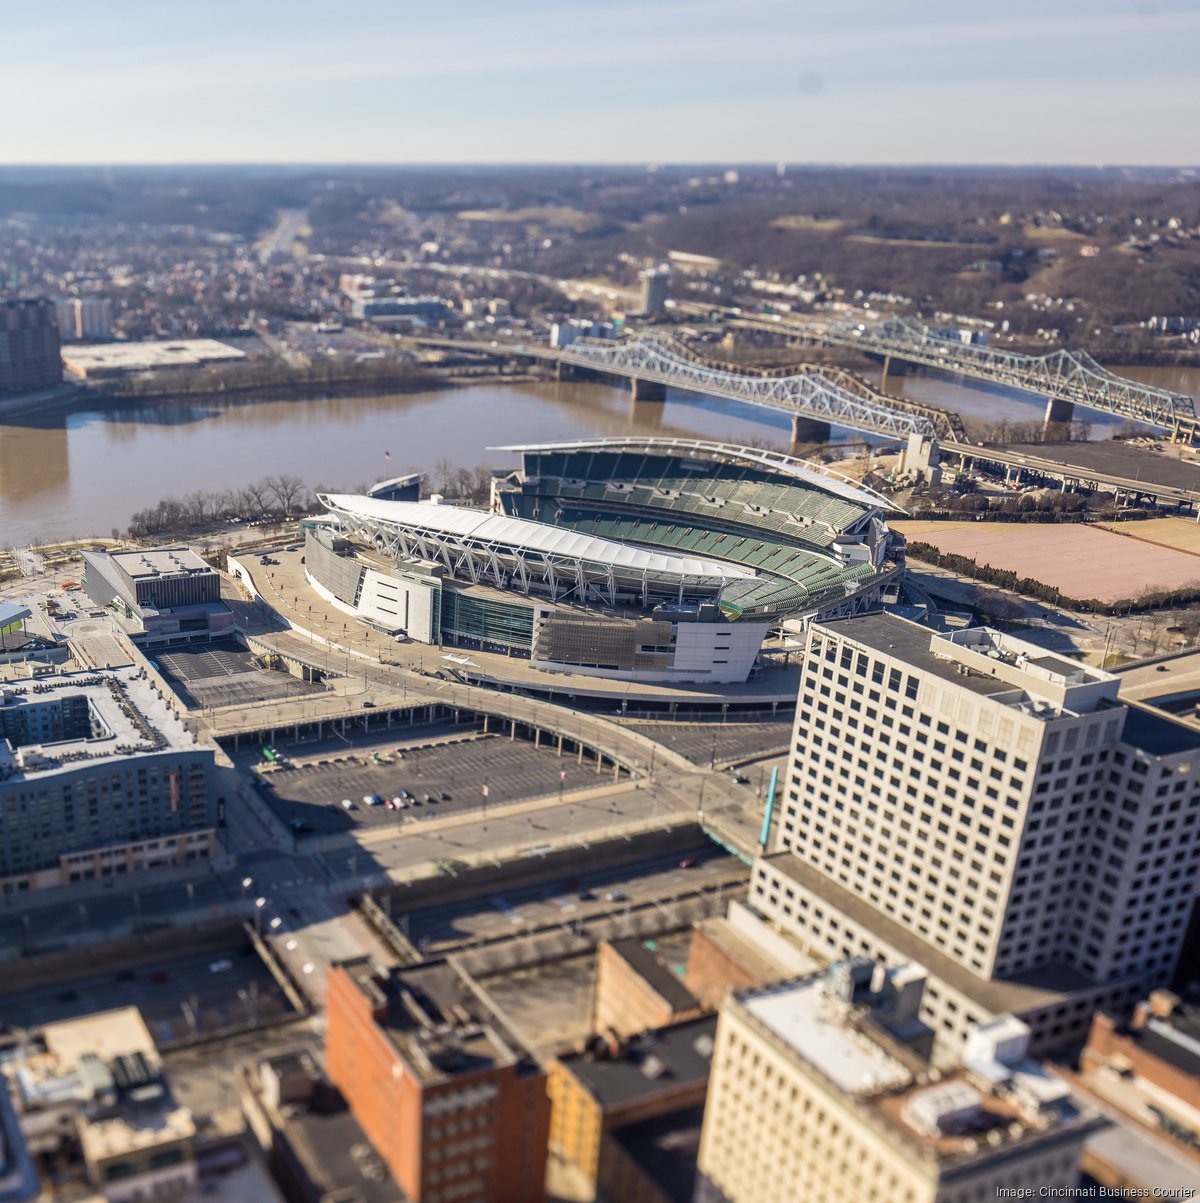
left=81, top=547, right=233, bottom=645
left=750, top=613, right=1200, bottom=1057
left=2, top=1008, right=197, bottom=1203
left=54, top=297, right=113, bottom=342
left=639, top=269, right=669, bottom=317
left=695, top=962, right=1100, bottom=1203
left=0, top=299, right=61, bottom=395
left=325, top=957, right=551, bottom=1203
left=0, top=668, right=217, bottom=894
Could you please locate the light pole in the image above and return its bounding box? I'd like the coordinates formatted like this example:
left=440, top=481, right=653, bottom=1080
left=254, top=896, right=266, bottom=934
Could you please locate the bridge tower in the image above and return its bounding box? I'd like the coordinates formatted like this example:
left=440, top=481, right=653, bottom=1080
left=630, top=377, right=667, bottom=402
left=1043, top=396, right=1075, bottom=434
left=791, top=416, right=832, bottom=444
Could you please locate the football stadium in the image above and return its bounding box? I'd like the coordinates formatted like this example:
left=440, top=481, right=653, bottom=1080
left=307, top=437, right=902, bottom=685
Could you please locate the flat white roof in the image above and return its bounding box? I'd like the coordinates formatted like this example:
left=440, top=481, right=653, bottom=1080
left=743, top=978, right=912, bottom=1097
left=109, top=547, right=212, bottom=580
left=320, top=495, right=755, bottom=582
left=62, top=339, right=245, bottom=375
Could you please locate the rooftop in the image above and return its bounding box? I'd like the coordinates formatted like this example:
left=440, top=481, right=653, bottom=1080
left=743, top=977, right=912, bottom=1097
left=319, top=494, right=754, bottom=583
left=341, top=959, right=521, bottom=1088
left=0, top=666, right=205, bottom=781
left=1118, top=703, right=1200, bottom=758
left=733, top=976, right=1094, bottom=1168
left=558, top=1016, right=717, bottom=1110
left=607, top=938, right=699, bottom=1013
left=817, top=612, right=1119, bottom=713
left=62, top=339, right=245, bottom=377
left=4, top=1007, right=194, bottom=1167
left=105, top=547, right=213, bottom=581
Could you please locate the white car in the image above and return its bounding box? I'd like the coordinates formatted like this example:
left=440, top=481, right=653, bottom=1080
left=392, top=797, right=407, bottom=810
left=363, top=794, right=381, bottom=807
left=208, top=959, right=233, bottom=974
left=341, top=798, right=355, bottom=810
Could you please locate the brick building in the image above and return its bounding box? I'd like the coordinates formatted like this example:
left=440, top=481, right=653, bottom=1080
left=325, top=957, right=550, bottom=1203
left=592, top=938, right=701, bottom=1038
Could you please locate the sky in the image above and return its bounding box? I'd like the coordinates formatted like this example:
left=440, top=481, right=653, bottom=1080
left=2, top=0, right=1197, bottom=165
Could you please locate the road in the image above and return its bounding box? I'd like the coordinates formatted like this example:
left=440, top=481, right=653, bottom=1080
left=256, top=208, right=308, bottom=264
left=400, top=847, right=745, bottom=955
left=0, top=943, right=291, bottom=1041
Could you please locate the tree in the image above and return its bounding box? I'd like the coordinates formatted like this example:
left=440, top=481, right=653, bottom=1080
left=243, top=480, right=273, bottom=518
left=266, top=473, right=305, bottom=515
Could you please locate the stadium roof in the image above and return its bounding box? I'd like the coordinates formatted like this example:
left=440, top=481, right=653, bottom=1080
left=492, top=437, right=900, bottom=511
left=318, top=495, right=754, bottom=582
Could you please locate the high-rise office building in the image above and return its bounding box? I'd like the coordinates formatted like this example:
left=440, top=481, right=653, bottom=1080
left=0, top=298, right=61, bottom=394
left=639, top=269, right=669, bottom=317
left=750, top=613, right=1200, bottom=1056
left=695, top=962, right=1101, bottom=1203
left=56, top=297, right=114, bottom=342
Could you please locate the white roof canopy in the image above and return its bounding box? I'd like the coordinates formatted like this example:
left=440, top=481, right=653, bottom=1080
left=319, top=495, right=755, bottom=582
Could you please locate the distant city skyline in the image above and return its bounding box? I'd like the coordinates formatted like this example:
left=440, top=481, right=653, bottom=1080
left=2, top=0, right=1198, bottom=166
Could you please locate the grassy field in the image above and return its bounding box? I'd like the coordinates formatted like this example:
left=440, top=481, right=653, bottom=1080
left=456, top=206, right=600, bottom=231
left=895, top=520, right=1200, bottom=603
left=1095, top=517, right=1200, bottom=557
left=771, top=215, right=844, bottom=232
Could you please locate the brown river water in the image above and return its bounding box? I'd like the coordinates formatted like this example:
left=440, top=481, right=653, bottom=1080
left=2, top=365, right=1198, bottom=546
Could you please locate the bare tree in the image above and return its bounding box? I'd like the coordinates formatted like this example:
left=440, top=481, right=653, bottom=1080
left=434, top=458, right=454, bottom=495
left=266, top=473, right=305, bottom=515
left=243, top=479, right=273, bottom=518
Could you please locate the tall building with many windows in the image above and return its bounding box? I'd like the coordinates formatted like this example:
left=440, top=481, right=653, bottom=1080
left=750, top=613, right=1200, bottom=1056
left=695, top=963, right=1101, bottom=1203
left=0, top=298, right=61, bottom=394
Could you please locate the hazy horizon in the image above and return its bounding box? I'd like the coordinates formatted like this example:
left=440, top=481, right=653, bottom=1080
left=3, top=0, right=1197, bottom=167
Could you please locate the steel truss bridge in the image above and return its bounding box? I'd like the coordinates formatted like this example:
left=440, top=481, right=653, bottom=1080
left=555, top=335, right=939, bottom=440
left=817, top=316, right=1198, bottom=436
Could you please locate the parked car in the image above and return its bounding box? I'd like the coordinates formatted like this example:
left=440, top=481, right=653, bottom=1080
left=603, top=890, right=627, bottom=902
left=341, top=798, right=355, bottom=810
left=679, top=857, right=696, bottom=869
left=208, top=960, right=234, bottom=974
left=363, top=794, right=381, bottom=807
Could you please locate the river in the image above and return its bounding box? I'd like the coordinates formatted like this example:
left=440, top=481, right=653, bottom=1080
left=2, top=363, right=1199, bottom=546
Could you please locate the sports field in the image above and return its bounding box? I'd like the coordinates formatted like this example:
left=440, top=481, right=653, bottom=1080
left=895, top=521, right=1200, bottom=603
left=1094, top=517, right=1200, bottom=557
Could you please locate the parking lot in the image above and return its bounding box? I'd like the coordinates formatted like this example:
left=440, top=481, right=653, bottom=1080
left=153, top=637, right=324, bottom=710
left=0, top=942, right=295, bottom=1047
left=247, top=726, right=609, bottom=837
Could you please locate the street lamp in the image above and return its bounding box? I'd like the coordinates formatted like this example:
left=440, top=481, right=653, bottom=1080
left=254, top=896, right=266, bottom=933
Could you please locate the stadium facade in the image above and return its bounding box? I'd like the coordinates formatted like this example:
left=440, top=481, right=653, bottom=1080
left=307, top=439, right=902, bottom=685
